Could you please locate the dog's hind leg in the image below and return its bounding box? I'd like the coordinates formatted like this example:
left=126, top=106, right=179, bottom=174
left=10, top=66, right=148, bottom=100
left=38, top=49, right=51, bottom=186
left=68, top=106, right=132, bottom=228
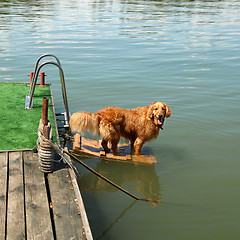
left=130, top=139, right=136, bottom=154
left=110, top=138, right=120, bottom=156
left=101, top=139, right=110, bottom=154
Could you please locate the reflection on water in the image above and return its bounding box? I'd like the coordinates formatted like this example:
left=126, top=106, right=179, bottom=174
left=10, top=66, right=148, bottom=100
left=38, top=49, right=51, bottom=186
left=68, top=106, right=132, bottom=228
left=75, top=157, right=161, bottom=239
left=95, top=200, right=137, bottom=240
left=0, top=0, right=54, bottom=26
left=76, top=158, right=161, bottom=201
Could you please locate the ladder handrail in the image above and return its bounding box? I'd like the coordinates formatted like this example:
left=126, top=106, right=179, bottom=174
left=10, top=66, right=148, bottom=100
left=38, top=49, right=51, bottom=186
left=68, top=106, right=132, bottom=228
left=29, top=54, right=61, bottom=97
left=26, top=55, right=70, bottom=127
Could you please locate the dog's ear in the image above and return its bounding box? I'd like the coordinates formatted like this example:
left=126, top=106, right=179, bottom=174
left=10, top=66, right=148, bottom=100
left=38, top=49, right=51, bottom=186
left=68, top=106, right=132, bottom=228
left=165, top=104, right=172, bottom=118
left=147, top=105, right=154, bottom=119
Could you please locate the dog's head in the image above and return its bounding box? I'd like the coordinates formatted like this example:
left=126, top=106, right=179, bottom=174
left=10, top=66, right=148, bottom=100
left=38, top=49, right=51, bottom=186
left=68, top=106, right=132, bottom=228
left=147, top=102, right=172, bottom=129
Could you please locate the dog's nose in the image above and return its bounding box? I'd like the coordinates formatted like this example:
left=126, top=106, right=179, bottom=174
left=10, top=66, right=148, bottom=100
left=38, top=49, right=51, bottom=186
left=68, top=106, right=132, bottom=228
left=158, top=114, right=163, bottom=119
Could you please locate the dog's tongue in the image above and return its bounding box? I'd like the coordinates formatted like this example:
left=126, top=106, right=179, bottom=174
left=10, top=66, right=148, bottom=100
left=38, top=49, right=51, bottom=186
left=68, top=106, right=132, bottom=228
left=158, top=119, right=163, bottom=126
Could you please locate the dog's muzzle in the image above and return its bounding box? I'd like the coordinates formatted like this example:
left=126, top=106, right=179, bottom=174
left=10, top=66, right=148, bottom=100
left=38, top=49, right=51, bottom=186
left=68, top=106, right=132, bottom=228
left=157, top=114, right=164, bottom=129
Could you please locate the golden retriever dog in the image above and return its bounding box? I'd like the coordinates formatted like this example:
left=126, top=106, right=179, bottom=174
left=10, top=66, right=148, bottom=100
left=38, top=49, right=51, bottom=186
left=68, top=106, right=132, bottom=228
left=70, top=102, right=172, bottom=155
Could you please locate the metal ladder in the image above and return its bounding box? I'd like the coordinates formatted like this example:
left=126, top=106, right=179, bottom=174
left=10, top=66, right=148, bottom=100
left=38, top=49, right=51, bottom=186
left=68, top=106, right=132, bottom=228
left=25, top=54, right=70, bottom=128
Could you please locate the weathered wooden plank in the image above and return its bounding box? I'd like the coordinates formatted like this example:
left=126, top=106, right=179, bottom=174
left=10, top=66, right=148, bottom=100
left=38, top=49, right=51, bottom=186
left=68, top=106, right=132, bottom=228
left=23, top=151, right=54, bottom=240
left=48, top=168, right=84, bottom=240
left=0, top=152, right=8, bottom=238
left=6, top=151, right=25, bottom=240
left=69, top=168, right=93, bottom=240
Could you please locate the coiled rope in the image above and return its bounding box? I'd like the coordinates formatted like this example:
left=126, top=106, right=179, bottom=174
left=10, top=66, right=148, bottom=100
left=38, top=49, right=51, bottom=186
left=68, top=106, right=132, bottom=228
left=37, top=119, right=54, bottom=173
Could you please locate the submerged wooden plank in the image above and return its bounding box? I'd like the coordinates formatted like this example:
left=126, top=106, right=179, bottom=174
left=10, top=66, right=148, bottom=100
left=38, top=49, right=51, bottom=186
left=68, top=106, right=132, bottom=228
left=6, top=151, right=25, bottom=239
left=0, top=152, right=8, bottom=238
left=48, top=168, right=85, bottom=240
left=73, top=134, right=157, bottom=164
left=23, top=151, right=54, bottom=240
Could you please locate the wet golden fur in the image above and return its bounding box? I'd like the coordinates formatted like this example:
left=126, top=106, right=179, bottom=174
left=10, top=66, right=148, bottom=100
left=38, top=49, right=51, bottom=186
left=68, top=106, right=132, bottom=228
left=70, top=102, right=172, bottom=155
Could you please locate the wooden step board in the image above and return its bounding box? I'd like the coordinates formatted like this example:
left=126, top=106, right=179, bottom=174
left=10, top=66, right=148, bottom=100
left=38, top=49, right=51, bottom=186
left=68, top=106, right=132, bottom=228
left=72, top=134, right=157, bottom=165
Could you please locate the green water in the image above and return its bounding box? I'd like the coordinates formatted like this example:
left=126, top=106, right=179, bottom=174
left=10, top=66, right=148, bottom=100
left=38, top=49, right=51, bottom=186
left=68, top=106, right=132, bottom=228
left=1, top=0, right=240, bottom=239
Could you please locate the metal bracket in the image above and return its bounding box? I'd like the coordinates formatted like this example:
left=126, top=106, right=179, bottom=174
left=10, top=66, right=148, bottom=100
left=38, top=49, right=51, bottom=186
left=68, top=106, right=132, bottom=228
left=25, top=95, right=33, bottom=109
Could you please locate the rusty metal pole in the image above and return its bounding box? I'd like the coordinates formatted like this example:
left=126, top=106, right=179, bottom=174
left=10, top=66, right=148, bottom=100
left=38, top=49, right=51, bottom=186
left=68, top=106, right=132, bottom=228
left=42, top=97, right=48, bottom=125
left=40, top=71, right=45, bottom=86
left=30, top=71, right=34, bottom=84
left=42, top=97, right=49, bottom=138
left=28, top=71, right=34, bottom=86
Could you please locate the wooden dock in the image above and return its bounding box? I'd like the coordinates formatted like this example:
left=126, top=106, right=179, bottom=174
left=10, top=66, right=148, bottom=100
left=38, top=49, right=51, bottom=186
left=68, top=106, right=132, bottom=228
left=0, top=149, right=92, bottom=239
left=0, top=80, right=93, bottom=239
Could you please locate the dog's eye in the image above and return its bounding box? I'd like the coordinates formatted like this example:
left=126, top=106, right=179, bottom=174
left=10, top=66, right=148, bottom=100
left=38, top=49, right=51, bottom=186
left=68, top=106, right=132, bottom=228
left=162, top=107, right=166, bottom=111
left=154, top=108, right=158, bottom=110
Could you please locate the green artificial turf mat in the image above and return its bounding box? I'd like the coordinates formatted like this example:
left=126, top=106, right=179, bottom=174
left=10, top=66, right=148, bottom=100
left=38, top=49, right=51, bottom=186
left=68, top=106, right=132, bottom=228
left=0, top=82, right=56, bottom=150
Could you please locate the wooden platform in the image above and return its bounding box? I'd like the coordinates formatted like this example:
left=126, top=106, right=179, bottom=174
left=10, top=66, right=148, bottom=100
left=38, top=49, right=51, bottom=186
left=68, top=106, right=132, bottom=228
left=0, top=149, right=92, bottom=239
left=72, top=134, right=157, bottom=165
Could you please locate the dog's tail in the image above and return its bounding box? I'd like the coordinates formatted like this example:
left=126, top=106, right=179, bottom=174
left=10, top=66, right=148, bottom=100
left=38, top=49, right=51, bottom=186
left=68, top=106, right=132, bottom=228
left=70, top=112, right=99, bottom=135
